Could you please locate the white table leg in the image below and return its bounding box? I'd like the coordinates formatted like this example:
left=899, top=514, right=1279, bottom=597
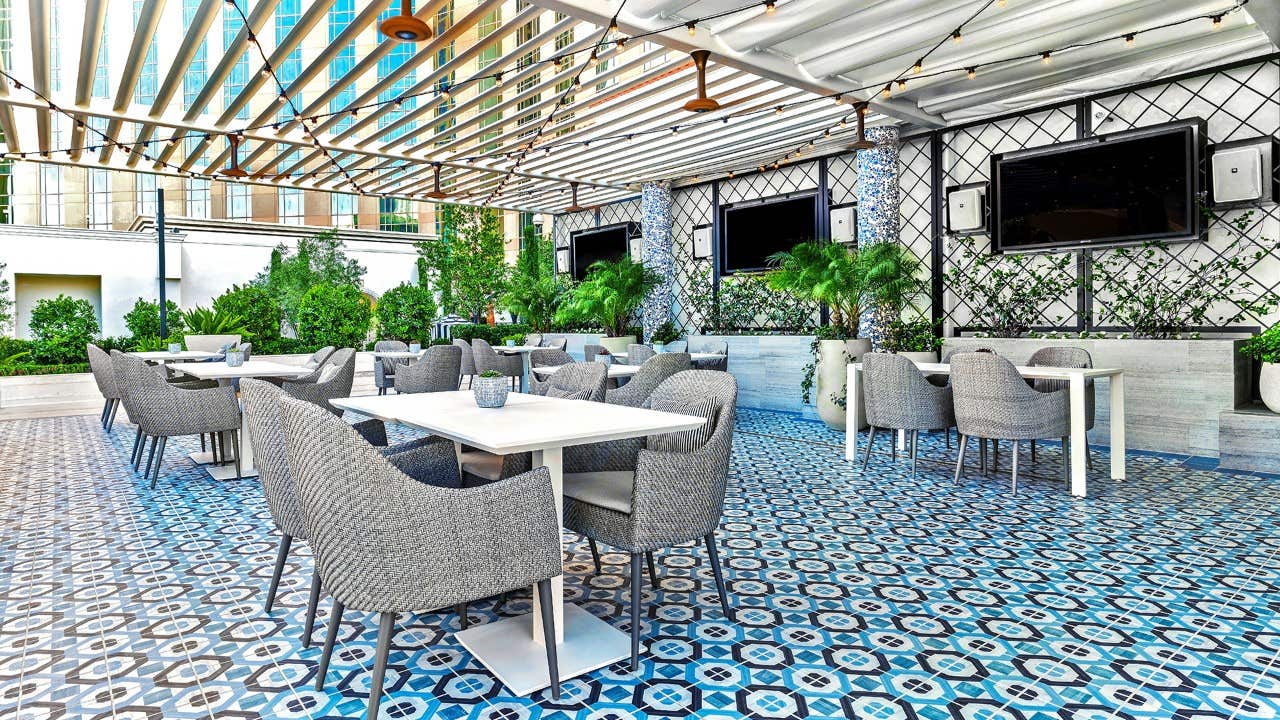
left=190, top=380, right=258, bottom=480
left=1109, top=373, right=1126, bottom=480
left=531, top=446, right=564, bottom=644
left=1069, top=373, right=1088, bottom=497
left=521, top=353, right=532, bottom=393
left=845, top=364, right=863, bottom=461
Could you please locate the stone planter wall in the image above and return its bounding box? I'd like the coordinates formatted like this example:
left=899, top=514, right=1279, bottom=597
left=944, top=337, right=1248, bottom=456
left=689, top=334, right=816, bottom=419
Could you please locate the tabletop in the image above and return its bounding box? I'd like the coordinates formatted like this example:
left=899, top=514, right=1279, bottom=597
left=130, top=350, right=222, bottom=362
left=533, top=363, right=640, bottom=379
left=332, top=390, right=705, bottom=454
left=167, top=359, right=314, bottom=380
left=373, top=350, right=426, bottom=359
left=492, top=345, right=542, bottom=354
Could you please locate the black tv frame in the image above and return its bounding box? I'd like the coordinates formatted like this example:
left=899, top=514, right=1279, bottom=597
left=569, top=221, right=639, bottom=280
left=719, top=191, right=820, bottom=275
left=989, top=117, right=1207, bottom=254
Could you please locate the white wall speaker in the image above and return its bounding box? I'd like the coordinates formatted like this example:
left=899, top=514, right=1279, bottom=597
left=830, top=206, right=856, bottom=243
left=947, top=187, right=985, bottom=232
left=692, top=226, right=713, bottom=258
left=629, top=236, right=644, bottom=260
left=1212, top=144, right=1267, bottom=204
left=555, top=249, right=570, bottom=274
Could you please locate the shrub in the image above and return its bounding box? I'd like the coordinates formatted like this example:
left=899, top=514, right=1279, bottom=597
left=124, top=297, right=184, bottom=340
left=97, top=335, right=135, bottom=353
left=556, top=257, right=659, bottom=338
left=28, top=295, right=99, bottom=364
left=180, top=306, right=252, bottom=337
left=296, top=284, right=371, bottom=349
left=0, top=362, right=90, bottom=377
left=0, top=336, right=31, bottom=365
left=650, top=320, right=681, bottom=345
left=255, top=229, right=366, bottom=330
left=448, top=322, right=531, bottom=346
left=1242, top=324, right=1280, bottom=364
left=0, top=261, right=13, bottom=333
left=213, top=284, right=282, bottom=348
left=375, top=283, right=438, bottom=343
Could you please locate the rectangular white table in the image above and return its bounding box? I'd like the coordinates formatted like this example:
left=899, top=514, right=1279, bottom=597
left=130, top=350, right=222, bottom=363
left=493, top=344, right=542, bottom=392
left=844, top=361, right=1125, bottom=497
left=372, top=350, right=426, bottom=360
left=612, top=351, right=725, bottom=363
left=532, top=363, right=641, bottom=380
left=331, top=390, right=706, bottom=695
left=167, top=360, right=313, bottom=480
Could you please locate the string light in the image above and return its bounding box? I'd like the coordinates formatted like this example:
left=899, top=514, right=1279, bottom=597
left=913, top=60, right=923, bottom=74
left=897, top=79, right=907, bottom=91
left=1041, top=50, right=1052, bottom=64
left=1124, top=33, right=1135, bottom=47
left=763, top=1, right=776, bottom=14
left=952, top=29, right=962, bottom=43
left=966, top=66, right=977, bottom=79
left=881, top=83, right=892, bottom=98
left=1211, top=14, right=1223, bottom=29
left=687, top=21, right=697, bottom=36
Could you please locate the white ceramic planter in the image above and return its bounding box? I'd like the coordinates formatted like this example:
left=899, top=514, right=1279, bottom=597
left=898, top=351, right=938, bottom=363
left=184, top=334, right=241, bottom=352
left=1260, top=362, right=1280, bottom=414
left=473, top=375, right=510, bottom=408
left=598, top=335, right=637, bottom=354
left=816, top=338, right=871, bottom=430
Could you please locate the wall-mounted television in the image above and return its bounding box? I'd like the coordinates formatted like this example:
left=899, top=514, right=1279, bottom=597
left=991, top=119, right=1205, bottom=252
left=570, top=222, right=638, bottom=280
left=720, top=193, right=818, bottom=273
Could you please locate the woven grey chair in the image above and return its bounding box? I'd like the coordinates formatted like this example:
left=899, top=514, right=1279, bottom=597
left=471, top=338, right=522, bottom=389
left=461, top=362, right=609, bottom=486
left=260, top=345, right=336, bottom=387
left=540, top=336, right=567, bottom=350
left=950, top=352, right=1069, bottom=494
left=563, top=370, right=737, bottom=670
left=453, top=338, right=476, bottom=388
left=529, top=348, right=574, bottom=394
left=664, top=340, right=688, bottom=353
left=584, top=344, right=611, bottom=363
left=279, top=396, right=563, bottom=717
left=282, top=348, right=356, bottom=415
left=524, top=333, right=543, bottom=347
left=395, top=344, right=462, bottom=394
left=111, top=350, right=242, bottom=487
left=690, top=339, right=728, bottom=371
left=627, top=344, right=656, bottom=364
left=607, top=353, right=691, bottom=408
left=87, top=343, right=122, bottom=430
left=1027, top=346, right=1095, bottom=467
left=373, top=340, right=409, bottom=396
left=928, top=346, right=996, bottom=387
left=860, top=353, right=956, bottom=477
left=241, top=379, right=462, bottom=650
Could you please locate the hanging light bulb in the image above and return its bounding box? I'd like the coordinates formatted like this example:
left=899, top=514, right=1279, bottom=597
left=763, top=0, right=776, bottom=14
left=379, top=0, right=433, bottom=42
left=424, top=162, right=447, bottom=199
left=966, top=67, right=977, bottom=79
left=608, top=19, right=619, bottom=34
left=1041, top=50, right=1052, bottom=65
left=683, top=49, right=720, bottom=112
left=952, top=29, right=962, bottom=43
left=686, top=21, right=697, bottom=37
left=1211, top=14, right=1223, bottom=30
left=881, top=83, right=892, bottom=99
left=912, top=60, right=923, bottom=75
left=1124, top=33, right=1135, bottom=47
left=564, top=181, right=585, bottom=213
left=850, top=104, right=875, bottom=151
left=222, top=133, right=249, bottom=178
left=897, top=79, right=907, bottom=91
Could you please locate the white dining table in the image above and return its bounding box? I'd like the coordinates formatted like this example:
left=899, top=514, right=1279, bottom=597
left=130, top=350, right=222, bottom=363
left=167, top=360, right=313, bottom=480
left=492, top=344, right=542, bottom=392
left=372, top=350, right=426, bottom=360
left=330, top=390, right=706, bottom=695
left=532, top=363, right=641, bottom=379
left=844, top=361, right=1125, bottom=497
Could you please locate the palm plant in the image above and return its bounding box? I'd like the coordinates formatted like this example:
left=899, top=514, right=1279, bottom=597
left=502, top=226, right=564, bottom=332
left=767, top=241, right=919, bottom=337
left=180, top=306, right=252, bottom=337
left=556, top=257, right=660, bottom=338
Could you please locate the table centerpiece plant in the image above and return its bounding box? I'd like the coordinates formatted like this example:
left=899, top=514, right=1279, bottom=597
left=473, top=369, right=509, bottom=408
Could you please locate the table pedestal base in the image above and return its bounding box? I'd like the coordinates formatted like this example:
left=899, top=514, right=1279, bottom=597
left=456, top=603, right=629, bottom=696
left=187, top=450, right=259, bottom=480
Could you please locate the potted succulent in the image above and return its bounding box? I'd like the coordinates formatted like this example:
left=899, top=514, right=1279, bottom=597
left=883, top=319, right=943, bottom=363
left=1242, top=324, right=1280, bottom=413
left=556, top=257, right=660, bottom=355
left=472, top=370, right=510, bottom=408
left=502, top=333, right=525, bottom=347
left=225, top=344, right=246, bottom=367
left=768, top=241, right=921, bottom=429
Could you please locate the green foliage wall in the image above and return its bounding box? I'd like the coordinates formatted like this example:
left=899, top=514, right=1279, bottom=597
left=296, top=284, right=372, bottom=349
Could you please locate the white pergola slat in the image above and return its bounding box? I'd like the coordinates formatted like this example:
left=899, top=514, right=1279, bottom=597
left=0, top=0, right=1272, bottom=212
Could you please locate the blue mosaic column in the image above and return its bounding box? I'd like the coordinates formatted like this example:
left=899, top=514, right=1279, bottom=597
left=640, top=181, right=674, bottom=342
left=856, top=125, right=901, bottom=349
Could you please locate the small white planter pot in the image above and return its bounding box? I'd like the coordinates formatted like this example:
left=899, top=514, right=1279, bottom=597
left=816, top=338, right=871, bottom=430
left=473, top=376, right=510, bottom=408
left=1260, top=362, right=1280, bottom=414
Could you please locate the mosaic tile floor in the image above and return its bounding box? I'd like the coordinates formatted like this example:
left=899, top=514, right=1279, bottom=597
left=1, top=408, right=1279, bottom=720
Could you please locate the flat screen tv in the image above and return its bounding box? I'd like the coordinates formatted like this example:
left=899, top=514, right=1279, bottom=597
left=571, top=222, right=637, bottom=280
left=991, top=119, right=1204, bottom=252
left=721, top=194, right=818, bottom=273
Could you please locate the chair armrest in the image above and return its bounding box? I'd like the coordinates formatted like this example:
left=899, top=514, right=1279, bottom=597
left=385, top=436, right=460, bottom=488
left=630, top=441, right=731, bottom=543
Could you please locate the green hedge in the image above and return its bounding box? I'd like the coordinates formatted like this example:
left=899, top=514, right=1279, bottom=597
left=448, top=323, right=532, bottom=346
left=0, top=363, right=91, bottom=377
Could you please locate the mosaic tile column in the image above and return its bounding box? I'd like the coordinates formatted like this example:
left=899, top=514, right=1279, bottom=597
left=856, top=125, right=901, bottom=349
left=640, top=181, right=674, bottom=342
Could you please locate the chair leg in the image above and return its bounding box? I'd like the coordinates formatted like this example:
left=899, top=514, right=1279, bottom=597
left=131, top=429, right=143, bottom=464
left=231, top=430, right=243, bottom=481
left=1011, top=439, right=1020, bottom=495
left=1085, top=438, right=1093, bottom=471
left=106, top=399, right=120, bottom=430
left=910, top=430, right=919, bottom=478
left=211, top=432, right=220, bottom=464
left=455, top=603, right=468, bottom=630
left=953, top=434, right=969, bottom=484
left=265, top=534, right=293, bottom=613
left=630, top=552, right=643, bottom=671
left=993, top=439, right=1000, bottom=468
left=890, top=431, right=897, bottom=462
left=149, top=437, right=167, bottom=489
left=979, top=438, right=987, bottom=474
left=536, top=579, right=561, bottom=700
left=101, top=399, right=111, bottom=426
left=143, top=436, right=158, bottom=477
left=134, top=434, right=149, bottom=470
left=366, top=612, right=395, bottom=720
left=945, top=427, right=951, bottom=448
left=201, top=433, right=206, bottom=453
left=704, top=533, right=732, bottom=618
left=315, top=599, right=345, bottom=691
left=1030, top=439, right=1037, bottom=463
left=646, top=551, right=659, bottom=588
left=303, top=569, right=322, bottom=648
left=861, top=426, right=877, bottom=472
left=587, top=538, right=602, bottom=574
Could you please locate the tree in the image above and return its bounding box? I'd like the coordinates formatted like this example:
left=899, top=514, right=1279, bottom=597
left=417, top=204, right=507, bottom=322
left=375, top=283, right=438, bottom=342
left=255, top=229, right=366, bottom=329
left=0, top=261, right=13, bottom=333
left=501, top=225, right=563, bottom=332
left=296, top=283, right=372, bottom=349
left=213, top=284, right=283, bottom=350
left=29, top=294, right=99, bottom=364
left=123, top=297, right=184, bottom=341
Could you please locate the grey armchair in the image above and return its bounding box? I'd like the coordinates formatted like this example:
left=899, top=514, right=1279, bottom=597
left=1027, top=346, right=1095, bottom=466
left=540, top=336, right=567, bottom=351
left=471, top=338, right=522, bottom=389
left=627, top=344, right=656, bottom=364
left=690, top=339, right=728, bottom=371
left=529, top=348, right=574, bottom=394
left=562, top=370, right=737, bottom=669
left=524, top=333, right=543, bottom=347
left=395, top=344, right=462, bottom=394
left=111, top=350, right=242, bottom=487
left=261, top=345, right=336, bottom=387
left=374, top=340, right=409, bottom=396
left=860, top=353, right=956, bottom=477
left=950, top=352, right=1069, bottom=493
left=282, top=348, right=356, bottom=415
left=607, top=353, right=690, bottom=408
left=453, top=338, right=476, bottom=388
left=584, top=344, right=611, bottom=363
left=279, top=396, right=564, bottom=717
left=241, top=379, right=462, bottom=649
left=87, top=343, right=122, bottom=430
